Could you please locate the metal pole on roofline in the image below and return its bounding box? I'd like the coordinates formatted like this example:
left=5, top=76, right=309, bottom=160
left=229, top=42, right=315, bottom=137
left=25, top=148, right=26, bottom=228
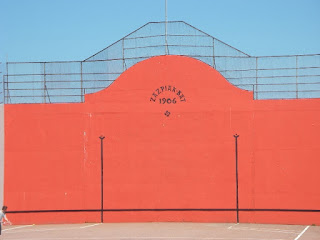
left=165, top=0, right=168, bottom=55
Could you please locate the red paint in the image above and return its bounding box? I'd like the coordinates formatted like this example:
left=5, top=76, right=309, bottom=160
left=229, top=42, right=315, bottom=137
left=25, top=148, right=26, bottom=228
left=4, top=55, right=320, bottom=225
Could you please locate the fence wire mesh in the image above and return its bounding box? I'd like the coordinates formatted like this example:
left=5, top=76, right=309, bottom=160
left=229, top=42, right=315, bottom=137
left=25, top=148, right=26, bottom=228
left=4, top=21, right=320, bottom=104
left=0, top=62, right=3, bottom=104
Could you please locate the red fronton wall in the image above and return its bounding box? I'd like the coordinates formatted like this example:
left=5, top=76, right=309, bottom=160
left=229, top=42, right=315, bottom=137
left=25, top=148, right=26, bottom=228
left=4, top=55, right=320, bottom=225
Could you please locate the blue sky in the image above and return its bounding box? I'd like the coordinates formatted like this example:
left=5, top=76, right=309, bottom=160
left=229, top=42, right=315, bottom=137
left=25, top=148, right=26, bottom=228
left=0, top=0, right=319, bottom=64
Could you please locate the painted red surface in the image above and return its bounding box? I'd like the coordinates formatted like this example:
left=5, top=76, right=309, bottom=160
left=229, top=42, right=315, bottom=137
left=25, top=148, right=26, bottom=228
left=4, top=55, right=320, bottom=225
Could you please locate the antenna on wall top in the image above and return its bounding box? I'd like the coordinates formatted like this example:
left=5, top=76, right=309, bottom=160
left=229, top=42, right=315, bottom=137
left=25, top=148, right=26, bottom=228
left=165, top=0, right=168, bottom=55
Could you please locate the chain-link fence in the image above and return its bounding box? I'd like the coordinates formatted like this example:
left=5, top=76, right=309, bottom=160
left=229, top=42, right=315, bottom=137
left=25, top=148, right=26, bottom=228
left=218, top=54, right=320, bottom=99
left=0, top=62, right=3, bottom=104
left=3, top=21, right=320, bottom=104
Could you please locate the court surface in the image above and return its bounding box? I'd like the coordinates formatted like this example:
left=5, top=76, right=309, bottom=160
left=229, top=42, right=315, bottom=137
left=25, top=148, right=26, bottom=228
left=2, top=222, right=320, bottom=240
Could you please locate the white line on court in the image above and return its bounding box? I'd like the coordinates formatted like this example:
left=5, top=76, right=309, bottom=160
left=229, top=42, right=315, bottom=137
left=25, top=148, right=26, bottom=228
left=5, top=226, right=87, bottom=233
left=294, top=226, right=310, bottom=240
left=5, top=226, right=80, bottom=233
left=229, top=226, right=300, bottom=234
left=3, top=225, right=34, bottom=231
left=79, top=223, right=102, bottom=229
left=2, top=238, right=288, bottom=240
left=232, top=226, right=299, bottom=232
left=227, top=223, right=239, bottom=229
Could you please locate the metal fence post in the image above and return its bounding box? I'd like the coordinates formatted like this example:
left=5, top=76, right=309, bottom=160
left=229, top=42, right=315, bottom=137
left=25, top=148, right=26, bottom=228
left=43, top=63, right=46, bottom=104
left=2, top=75, right=4, bottom=104
left=212, top=38, right=216, bottom=69
left=165, top=0, right=168, bottom=55
left=296, top=56, right=298, bottom=99
left=1, top=62, right=4, bottom=103
left=122, top=39, right=125, bottom=72
left=81, top=62, right=83, bottom=102
left=6, top=62, right=9, bottom=104
left=255, top=57, right=258, bottom=100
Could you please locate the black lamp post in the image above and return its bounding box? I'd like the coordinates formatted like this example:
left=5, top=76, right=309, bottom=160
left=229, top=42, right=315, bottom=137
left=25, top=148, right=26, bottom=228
left=233, top=134, right=239, bottom=223
left=99, top=135, right=105, bottom=223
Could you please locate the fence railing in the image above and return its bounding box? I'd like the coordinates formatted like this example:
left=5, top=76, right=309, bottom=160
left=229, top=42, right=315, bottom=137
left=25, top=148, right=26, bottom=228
left=3, top=22, right=320, bottom=104
left=217, top=54, right=320, bottom=99
left=0, top=62, right=3, bottom=104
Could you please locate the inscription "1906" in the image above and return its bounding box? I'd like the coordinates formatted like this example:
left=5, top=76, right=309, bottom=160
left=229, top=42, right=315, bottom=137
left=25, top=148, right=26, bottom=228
left=159, top=98, right=176, bottom=104
left=150, top=85, right=186, bottom=103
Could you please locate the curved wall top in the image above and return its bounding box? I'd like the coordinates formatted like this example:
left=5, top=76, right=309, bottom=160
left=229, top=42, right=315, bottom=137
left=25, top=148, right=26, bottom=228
left=85, top=55, right=253, bottom=108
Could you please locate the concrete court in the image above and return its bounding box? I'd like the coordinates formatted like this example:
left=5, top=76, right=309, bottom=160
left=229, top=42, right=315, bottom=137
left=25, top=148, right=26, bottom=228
left=1, top=222, right=319, bottom=240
